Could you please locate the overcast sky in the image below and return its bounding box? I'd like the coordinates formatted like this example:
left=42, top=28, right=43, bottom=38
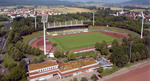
left=62, top=0, right=131, bottom=3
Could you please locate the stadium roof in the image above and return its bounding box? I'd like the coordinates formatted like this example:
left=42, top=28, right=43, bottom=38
left=58, top=58, right=96, bottom=72
left=28, top=61, right=57, bottom=71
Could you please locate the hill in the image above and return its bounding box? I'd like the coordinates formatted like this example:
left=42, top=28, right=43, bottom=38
left=0, top=0, right=75, bottom=6
left=123, top=0, right=150, bottom=5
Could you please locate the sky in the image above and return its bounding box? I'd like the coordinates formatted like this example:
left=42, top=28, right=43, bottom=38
left=62, top=0, right=131, bottom=3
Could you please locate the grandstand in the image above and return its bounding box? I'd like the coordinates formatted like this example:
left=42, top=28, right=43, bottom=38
left=47, top=20, right=88, bottom=35
left=47, top=24, right=88, bottom=35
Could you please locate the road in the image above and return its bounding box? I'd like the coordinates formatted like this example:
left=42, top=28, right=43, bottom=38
left=100, top=59, right=150, bottom=81
left=105, top=64, right=150, bottom=81
left=0, top=18, right=12, bottom=53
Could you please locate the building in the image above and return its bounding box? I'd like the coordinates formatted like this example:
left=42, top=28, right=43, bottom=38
left=28, top=58, right=99, bottom=81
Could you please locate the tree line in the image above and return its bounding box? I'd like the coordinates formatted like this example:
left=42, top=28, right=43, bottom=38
left=47, top=8, right=149, bottom=36
left=0, top=17, right=44, bottom=81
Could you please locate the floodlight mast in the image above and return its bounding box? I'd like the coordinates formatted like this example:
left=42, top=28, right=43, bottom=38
left=41, top=14, right=48, bottom=55
left=34, top=11, right=37, bottom=30
left=93, top=12, right=95, bottom=26
left=141, top=12, right=144, bottom=39
left=129, top=41, right=133, bottom=64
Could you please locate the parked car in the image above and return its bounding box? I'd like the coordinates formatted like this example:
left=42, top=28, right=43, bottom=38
left=98, top=74, right=103, bottom=78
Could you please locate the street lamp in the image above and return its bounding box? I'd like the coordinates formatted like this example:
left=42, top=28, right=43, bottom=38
left=41, top=14, right=48, bottom=55
left=129, top=41, right=133, bottom=63
left=79, top=56, right=82, bottom=81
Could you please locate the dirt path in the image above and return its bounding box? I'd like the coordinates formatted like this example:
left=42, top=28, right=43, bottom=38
left=99, top=59, right=150, bottom=81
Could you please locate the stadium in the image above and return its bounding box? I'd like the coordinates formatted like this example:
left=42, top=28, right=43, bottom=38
left=29, top=24, right=129, bottom=57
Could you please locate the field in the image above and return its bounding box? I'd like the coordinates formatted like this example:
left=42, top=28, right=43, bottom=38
left=48, top=32, right=121, bottom=51
left=89, top=26, right=140, bottom=37
left=22, top=31, right=44, bottom=43
left=52, top=7, right=93, bottom=13
left=35, top=6, right=93, bottom=13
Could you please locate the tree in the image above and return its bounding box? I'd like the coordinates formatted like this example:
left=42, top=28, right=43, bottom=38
left=131, top=53, right=136, bottom=63
left=19, top=60, right=27, bottom=69
left=32, top=58, right=39, bottom=64
left=97, top=67, right=103, bottom=73
left=90, top=74, right=98, bottom=81
left=39, top=57, right=44, bottom=62
left=13, top=33, right=21, bottom=43
left=7, top=63, right=17, bottom=71
left=122, top=37, right=128, bottom=46
left=110, top=39, right=119, bottom=52
left=12, top=49, right=23, bottom=61
left=81, top=77, right=88, bottom=81
left=135, top=52, right=141, bottom=61
left=110, top=46, right=129, bottom=67
left=65, top=51, right=70, bottom=57
left=92, top=53, right=97, bottom=59
left=7, top=66, right=26, bottom=81
left=73, top=77, right=78, bottom=81
left=100, top=40, right=108, bottom=55
left=67, top=52, right=76, bottom=61
left=54, top=50, right=65, bottom=58
left=95, top=42, right=101, bottom=51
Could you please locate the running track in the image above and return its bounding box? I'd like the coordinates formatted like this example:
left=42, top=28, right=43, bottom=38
left=105, top=64, right=150, bottom=81
left=30, top=31, right=129, bottom=53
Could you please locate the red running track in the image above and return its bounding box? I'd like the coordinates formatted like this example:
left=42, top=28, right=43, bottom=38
left=105, top=64, right=150, bottom=81
left=30, top=31, right=130, bottom=53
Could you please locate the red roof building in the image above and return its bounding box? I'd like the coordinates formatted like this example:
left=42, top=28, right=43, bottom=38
left=28, top=58, right=99, bottom=81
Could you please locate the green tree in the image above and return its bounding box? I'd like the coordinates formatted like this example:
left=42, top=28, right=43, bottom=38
left=67, top=52, right=76, bottom=61
left=13, top=33, right=21, bottom=43
left=81, top=77, right=88, bottom=81
left=135, top=52, right=141, bottom=61
left=110, top=46, right=129, bottom=67
left=92, top=53, right=97, bottom=59
left=100, top=40, right=108, bottom=55
left=122, top=37, right=128, bottom=46
left=12, top=49, right=23, bottom=61
left=32, top=58, right=39, bottom=64
left=131, top=53, right=136, bottom=63
left=19, top=60, right=27, bottom=69
left=39, top=57, right=44, bottom=62
left=65, top=51, right=70, bottom=57
left=54, top=50, right=63, bottom=58
left=95, top=42, right=101, bottom=51
left=73, top=77, right=78, bottom=81
left=97, top=67, right=103, bottom=73
left=110, top=39, right=119, bottom=52
left=7, top=66, right=26, bottom=81
left=90, top=74, right=98, bottom=81
left=7, top=63, right=17, bottom=71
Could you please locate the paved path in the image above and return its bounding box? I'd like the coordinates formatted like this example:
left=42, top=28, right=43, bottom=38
left=46, top=71, right=99, bottom=81
left=99, top=59, right=150, bottom=81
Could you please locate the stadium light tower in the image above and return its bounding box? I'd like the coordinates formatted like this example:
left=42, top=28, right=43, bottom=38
left=41, top=14, right=48, bottom=55
left=129, top=41, right=133, bottom=64
left=93, top=12, right=95, bottom=26
left=34, top=11, right=37, bottom=30
left=141, top=12, right=145, bottom=39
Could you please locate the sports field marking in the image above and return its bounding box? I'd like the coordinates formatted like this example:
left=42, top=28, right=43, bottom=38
left=48, top=32, right=121, bottom=51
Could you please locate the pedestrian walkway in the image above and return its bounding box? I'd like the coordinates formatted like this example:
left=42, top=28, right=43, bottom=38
left=46, top=71, right=99, bottom=81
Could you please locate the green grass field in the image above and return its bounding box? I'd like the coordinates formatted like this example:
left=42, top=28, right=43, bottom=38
left=48, top=32, right=121, bottom=51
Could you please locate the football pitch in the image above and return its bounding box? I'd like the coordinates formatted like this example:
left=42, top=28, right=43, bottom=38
left=48, top=32, right=121, bottom=51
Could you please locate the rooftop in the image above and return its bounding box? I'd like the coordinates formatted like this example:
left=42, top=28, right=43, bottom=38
left=58, top=58, right=96, bottom=72
left=28, top=61, right=57, bottom=71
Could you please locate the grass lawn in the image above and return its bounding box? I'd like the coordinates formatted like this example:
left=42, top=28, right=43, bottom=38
left=89, top=26, right=140, bottom=37
left=22, top=31, right=44, bottom=44
left=51, top=7, right=93, bottom=13
left=48, top=32, right=121, bottom=51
